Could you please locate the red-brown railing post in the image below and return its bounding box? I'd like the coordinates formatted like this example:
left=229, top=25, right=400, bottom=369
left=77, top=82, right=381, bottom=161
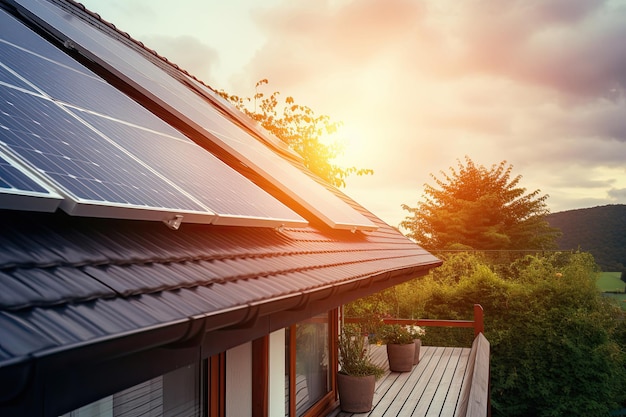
left=473, top=304, right=484, bottom=337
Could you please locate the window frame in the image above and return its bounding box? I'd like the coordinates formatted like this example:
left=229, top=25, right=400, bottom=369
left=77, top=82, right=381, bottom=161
left=286, top=309, right=338, bottom=417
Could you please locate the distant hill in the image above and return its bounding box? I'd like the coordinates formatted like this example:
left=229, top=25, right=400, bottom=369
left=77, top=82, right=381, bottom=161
left=547, top=204, right=626, bottom=271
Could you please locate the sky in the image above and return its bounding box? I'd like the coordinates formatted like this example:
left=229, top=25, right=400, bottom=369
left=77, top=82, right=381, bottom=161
left=79, top=0, right=626, bottom=227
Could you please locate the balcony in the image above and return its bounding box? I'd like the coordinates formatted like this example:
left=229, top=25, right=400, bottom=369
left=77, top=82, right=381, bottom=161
left=330, top=305, right=490, bottom=417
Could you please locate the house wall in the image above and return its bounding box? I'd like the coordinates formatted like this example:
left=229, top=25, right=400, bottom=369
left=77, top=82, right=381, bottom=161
left=226, top=342, right=252, bottom=416
left=269, top=329, right=286, bottom=417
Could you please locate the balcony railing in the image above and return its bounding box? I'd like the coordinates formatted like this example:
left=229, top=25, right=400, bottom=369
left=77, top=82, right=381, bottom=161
left=336, top=304, right=490, bottom=417
left=368, top=304, right=485, bottom=339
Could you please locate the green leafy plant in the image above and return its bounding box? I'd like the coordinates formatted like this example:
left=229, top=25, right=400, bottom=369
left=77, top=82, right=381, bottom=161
left=378, top=324, right=415, bottom=345
left=338, top=324, right=384, bottom=379
left=218, top=79, right=373, bottom=188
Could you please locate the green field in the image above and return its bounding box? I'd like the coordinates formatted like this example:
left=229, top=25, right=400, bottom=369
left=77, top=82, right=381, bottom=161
left=597, top=272, right=626, bottom=309
left=597, top=272, right=624, bottom=292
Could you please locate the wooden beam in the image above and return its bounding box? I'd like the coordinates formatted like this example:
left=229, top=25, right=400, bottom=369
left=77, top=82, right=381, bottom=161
left=208, top=353, right=225, bottom=417
left=345, top=304, right=486, bottom=337
left=455, top=333, right=490, bottom=417
left=252, top=336, right=269, bottom=417
left=473, top=304, right=484, bottom=338
left=381, top=318, right=475, bottom=328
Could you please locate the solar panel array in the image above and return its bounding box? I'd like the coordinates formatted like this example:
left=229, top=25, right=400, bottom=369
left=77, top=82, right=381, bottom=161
left=12, top=0, right=378, bottom=231
left=0, top=8, right=307, bottom=228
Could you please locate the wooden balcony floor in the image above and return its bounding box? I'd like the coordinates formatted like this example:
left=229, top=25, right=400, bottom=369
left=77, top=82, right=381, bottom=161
left=331, top=344, right=472, bottom=417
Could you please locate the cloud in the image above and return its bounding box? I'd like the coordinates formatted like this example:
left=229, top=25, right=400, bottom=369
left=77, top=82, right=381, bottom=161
left=141, top=35, right=219, bottom=81
left=440, top=0, right=626, bottom=98
left=238, top=0, right=428, bottom=91
left=608, top=187, right=626, bottom=200
left=229, top=0, right=626, bottom=223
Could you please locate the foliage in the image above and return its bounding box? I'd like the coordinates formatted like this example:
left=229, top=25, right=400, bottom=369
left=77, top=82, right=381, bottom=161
left=429, top=252, right=626, bottom=417
left=378, top=324, right=415, bottom=345
left=218, top=79, right=373, bottom=188
left=338, top=324, right=384, bottom=379
left=347, top=251, right=626, bottom=416
left=400, top=157, right=561, bottom=251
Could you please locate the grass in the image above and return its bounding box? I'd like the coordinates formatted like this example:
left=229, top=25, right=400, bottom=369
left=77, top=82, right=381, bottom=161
left=597, top=272, right=626, bottom=310
left=597, top=272, right=624, bottom=292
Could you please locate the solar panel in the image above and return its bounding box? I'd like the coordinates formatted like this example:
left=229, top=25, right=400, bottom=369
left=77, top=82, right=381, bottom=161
left=0, top=83, right=216, bottom=222
left=12, top=0, right=378, bottom=232
left=0, top=8, right=307, bottom=228
left=0, top=148, right=62, bottom=212
left=181, top=76, right=304, bottom=161
left=73, top=110, right=307, bottom=227
left=0, top=59, right=38, bottom=92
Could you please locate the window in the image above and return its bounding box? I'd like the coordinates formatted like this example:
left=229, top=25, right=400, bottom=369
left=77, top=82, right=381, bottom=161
left=285, top=310, right=337, bottom=417
left=60, top=364, right=201, bottom=417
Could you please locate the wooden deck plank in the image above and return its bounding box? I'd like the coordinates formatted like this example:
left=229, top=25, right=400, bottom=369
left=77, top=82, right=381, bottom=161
left=411, top=347, right=457, bottom=416
left=425, top=347, right=470, bottom=417
left=333, top=345, right=473, bottom=417
left=395, top=347, right=450, bottom=416
left=369, top=346, right=435, bottom=415
left=438, top=348, right=471, bottom=417
left=380, top=347, right=446, bottom=416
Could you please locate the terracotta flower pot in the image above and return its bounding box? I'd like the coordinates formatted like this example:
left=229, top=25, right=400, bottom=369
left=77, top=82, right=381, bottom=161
left=386, top=343, right=415, bottom=372
left=413, top=339, right=422, bottom=365
left=337, top=373, right=376, bottom=413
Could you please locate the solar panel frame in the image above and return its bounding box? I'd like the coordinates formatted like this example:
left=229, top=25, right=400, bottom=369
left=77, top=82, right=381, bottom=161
left=0, top=8, right=308, bottom=228
left=0, top=147, right=62, bottom=212
left=72, top=109, right=308, bottom=228
left=0, top=83, right=218, bottom=223
left=180, top=75, right=305, bottom=162
left=12, top=0, right=378, bottom=232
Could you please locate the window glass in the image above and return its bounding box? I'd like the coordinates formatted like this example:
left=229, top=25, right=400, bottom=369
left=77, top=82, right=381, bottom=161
left=60, top=364, right=200, bottom=417
left=294, top=313, right=330, bottom=416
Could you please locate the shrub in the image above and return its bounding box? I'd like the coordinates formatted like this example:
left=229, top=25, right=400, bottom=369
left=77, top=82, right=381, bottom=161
left=338, top=324, right=384, bottom=379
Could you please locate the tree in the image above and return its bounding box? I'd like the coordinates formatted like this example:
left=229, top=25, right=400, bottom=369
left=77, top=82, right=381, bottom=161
left=219, top=79, right=372, bottom=188
left=400, top=156, right=561, bottom=250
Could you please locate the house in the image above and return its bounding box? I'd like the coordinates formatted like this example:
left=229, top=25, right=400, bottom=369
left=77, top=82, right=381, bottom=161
left=0, top=0, right=443, bottom=416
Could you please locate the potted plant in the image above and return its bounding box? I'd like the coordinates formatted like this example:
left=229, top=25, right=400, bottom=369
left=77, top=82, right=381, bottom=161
left=379, top=324, right=415, bottom=372
left=337, top=324, right=384, bottom=413
left=406, top=325, right=426, bottom=365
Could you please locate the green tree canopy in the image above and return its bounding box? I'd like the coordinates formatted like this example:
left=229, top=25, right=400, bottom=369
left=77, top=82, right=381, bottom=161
left=219, top=79, right=372, bottom=188
left=400, top=157, right=560, bottom=250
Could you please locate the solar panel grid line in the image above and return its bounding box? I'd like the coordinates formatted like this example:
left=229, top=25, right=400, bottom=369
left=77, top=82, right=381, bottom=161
left=1, top=8, right=308, bottom=228
left=0, top=37, right=93, bottom=77
left=60, top=105, right=218, bottom=210
left=0, top=38, right=159, bottom=124
left=0, top=64, right=39, bottom=93
left=0, top=83, right=218, bottom=224
left=12, top=0, right=377, bottom=231
left=72, top=109, right=307, bottom=228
